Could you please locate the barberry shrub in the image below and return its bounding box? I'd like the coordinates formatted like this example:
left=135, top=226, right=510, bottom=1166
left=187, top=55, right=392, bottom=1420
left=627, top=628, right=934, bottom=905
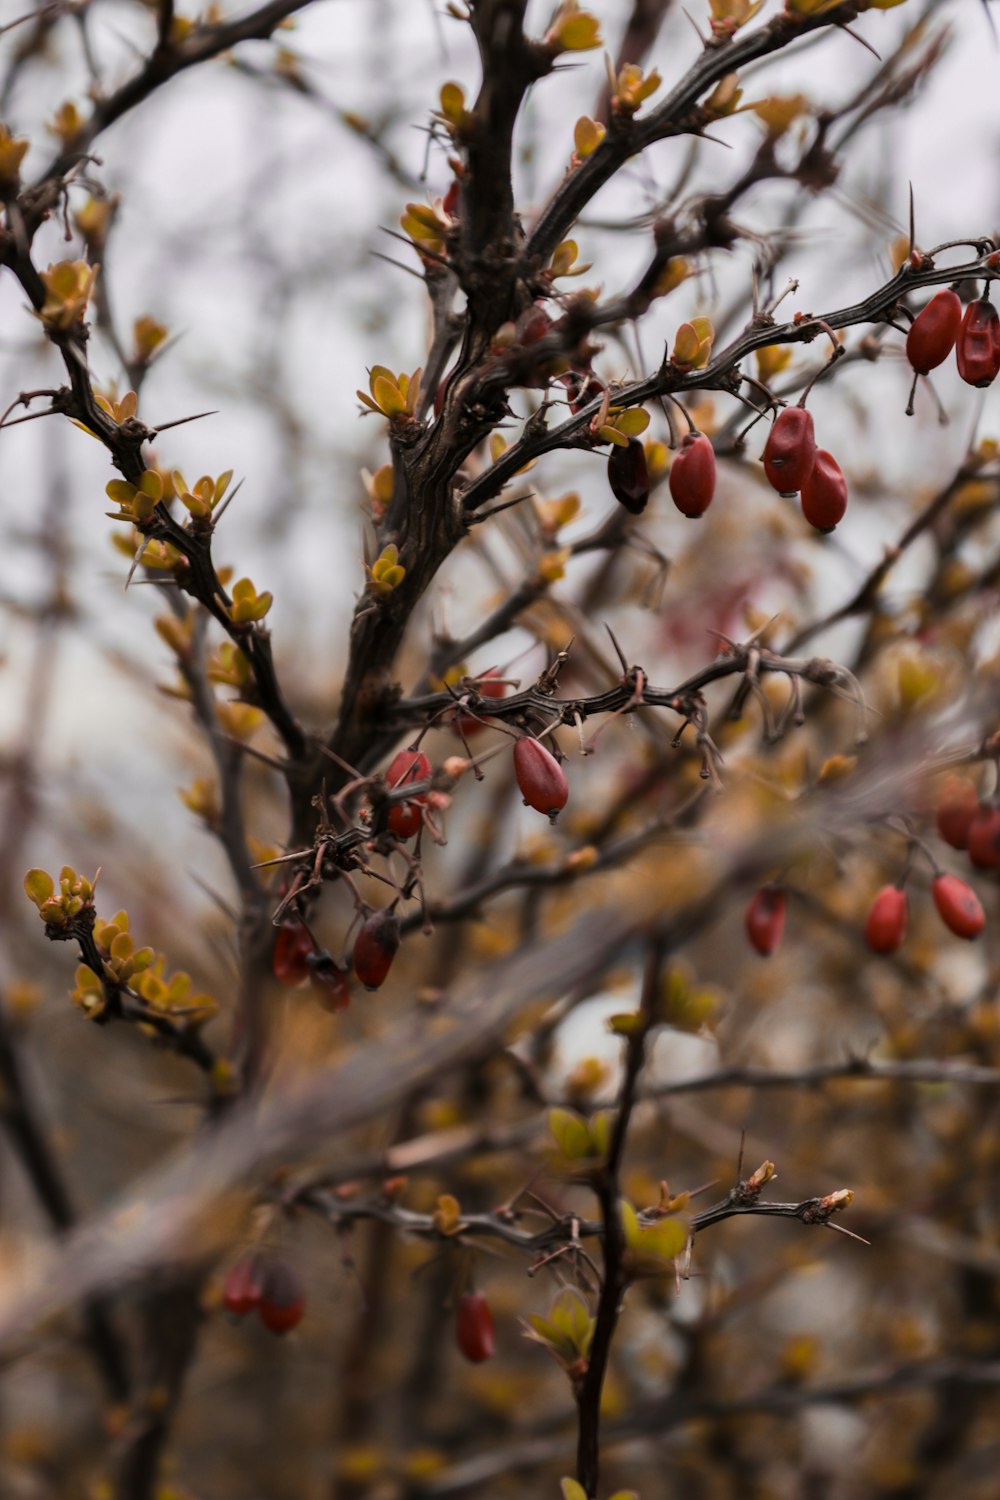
left=1, top=4, right=999, bottom=1500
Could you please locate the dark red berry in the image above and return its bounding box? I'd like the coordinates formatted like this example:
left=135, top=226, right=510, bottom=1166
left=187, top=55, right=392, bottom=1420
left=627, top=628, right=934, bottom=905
left=257, top=1259, right=305, bottom=1335
left=453, top=669, right=507, bottom=738
left=932, top=873, right=985, bottom=940
left=385, top=749, right=431, bottom=839
left=936, top=776, right=978, bottom=850
left=967, top=803, right=1000, bottom=870
left=906, top=289, right=962, bottom=375
left=513, top=737, right=569, bottom=820
left=800, top=449, right=847, bottom=532
left=745, top=886, right=787, bottom=956
left=668, top=431, right=716, bottom=518
left=865, top=886, right=908, bottom=954
left=455, top=1291, right=495, bottom=1363
left=223, top=1254, right=265, bottom=1316
left=956, top=298, right=1000, bottom=388
left=762, top=407, right=816, bottom=496
left=272, top=923, right=314, bottom=986
left=308, top=954, right=351, bottom=1012
left=352, top=908, right=401, bottom=990
left=608, top=437, right=650, bottom=515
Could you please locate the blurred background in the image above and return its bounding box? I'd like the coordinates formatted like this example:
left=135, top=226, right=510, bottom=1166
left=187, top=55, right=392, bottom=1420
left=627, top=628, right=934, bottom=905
left=1, top=1, right=1000, bottom=1496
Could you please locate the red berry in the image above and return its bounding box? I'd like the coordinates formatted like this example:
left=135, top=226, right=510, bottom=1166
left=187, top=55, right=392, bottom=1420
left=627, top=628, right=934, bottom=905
left=608, top=437, right=650, bottom=515
left=956, top=298, right=1000, bottom=388
left=936, top=776, right=978, bottom=850
left=932, top=873, right=985, bottom=940
left=865, top=886, right=908, bottom=955
left=453, top=669, right=507, bottom=738
left=745, top=886, right=787, bottom=956
left=352, top=908, right=401, bottom=990
left=388, top=801, right=422, bottom=839
left=800, top=449, right=848, bottom=532
left=513, top=737, right=569, bottom=821
left=384, top=749, right=431, bottom=839
left=308, top=955, right=351, bottom=1012
left=455, top=1291, right=495, bottom=1363
left=762, top=406, right=817, bottom=495
left=223, top=1254, right=265, bottom=1316
left=272, top=923, right=314, bottom=985
left=967, top=803, right=1000, bottom=870
left=257, top=1259, right=305, bottom=1335
left=386, top=749, right=431, bottom=797
left=906, top=289, right=962, bottom=375
left=668, top=432, right=716, bottom=518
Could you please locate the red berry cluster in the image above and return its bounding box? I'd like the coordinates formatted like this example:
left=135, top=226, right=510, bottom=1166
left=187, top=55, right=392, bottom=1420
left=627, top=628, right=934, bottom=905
left=746, top=858, right=987, bottom=959
left=762, top=405, right=847, bottom=533
left=223, top=1254, right=305, bottom=1335
left=936, top=775, right=1000, bottom=871
left=907, top=288, right=1000, bottom=391
left=272, top=922, right=350, bottom=1011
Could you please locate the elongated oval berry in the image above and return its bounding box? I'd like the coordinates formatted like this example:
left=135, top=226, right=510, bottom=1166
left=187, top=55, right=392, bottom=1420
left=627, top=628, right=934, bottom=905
left=513, top=737, right=569, bottom=821
left=745, top=886, right=786, bottom=956
left=956, top=298, right=1000, bottom=388
left=257, top=1259, right=305, bottom=1335
left=762, top=406, right=816, bottom=496
left=936, top=775, right=978, bottom=850
left=352, top=908, right=401, bottom=990
left=967, top=803, right=1000, bottom=870
left=800, top=448, right=847, bottom=532
left=608, top=437, right=650, bottom=515
left=932, top=873, right=985, bottom=940
left=456, top=1291, right=495, bottom=1363
left=223, top=1254, right=265, bottom=1316
left=668, top=431, right=716, bottom=518
left=453, top=669, right=507, bottom=738
left=272, top=923, right=314, bottom=985
left=906, top=289, right=962, bottom=375
left=865, top=886, right=908, bottom=955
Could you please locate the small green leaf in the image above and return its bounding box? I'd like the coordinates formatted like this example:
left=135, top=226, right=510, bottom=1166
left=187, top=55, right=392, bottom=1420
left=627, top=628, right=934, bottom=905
left=24, top=869, right=54, bottom=907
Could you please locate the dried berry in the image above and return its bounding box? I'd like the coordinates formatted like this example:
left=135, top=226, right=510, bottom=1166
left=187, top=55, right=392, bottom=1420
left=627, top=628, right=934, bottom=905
left=762, top=406, right=816, bottom=496
left=906, top=289, right=962, bottom=375
left=932, top=873, right=985, bottom=940
left=608, top=437, right=650, bottom=514
left=936, top=775, right=978, bottom=850
left=668, top=431, right=716, bottom=518
left=956, top=298, right=1000, bottom=388
left=272, top=923, right=314, bottom=986
left=800, top=449, right=847, bottom=532
left=257, top=1259, right=305, bottom=1335
left=745, top=886, right=787, bottom=956
left=455, top=1291, right=495, bottom=1363
left=223, top=1255, right=265, bottom=1317
left=967, top=803, right=1000, bottom=870
left=513, top=737, right=569, bottom=820
left=865, top=886, right=908, bottom=954
left=352, top=908, right=401, bottom=990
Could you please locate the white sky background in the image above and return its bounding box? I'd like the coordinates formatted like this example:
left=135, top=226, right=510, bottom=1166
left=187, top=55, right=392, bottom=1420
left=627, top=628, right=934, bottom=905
left=0, top=0, right=998, bottom=937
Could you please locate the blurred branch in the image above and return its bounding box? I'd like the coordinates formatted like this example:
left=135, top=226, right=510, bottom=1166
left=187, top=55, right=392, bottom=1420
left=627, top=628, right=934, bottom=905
left=0, top=993, right=130, bottom=1400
